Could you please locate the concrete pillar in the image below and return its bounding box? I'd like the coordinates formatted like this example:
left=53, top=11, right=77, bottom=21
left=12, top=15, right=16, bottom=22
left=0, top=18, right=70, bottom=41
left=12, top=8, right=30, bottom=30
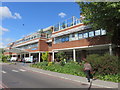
left=52, top=51, right=54, bottom=62
left=73, top=49, right=76, bottom=62
left=20, top=54, right=22, bottom=58
left=38, top=52, right=41, bottom=62
left=24, top=54, right=25, bottom=58
left=29, top=53, right=31, bottom=57
left=109, top=45, right=113, bottom=55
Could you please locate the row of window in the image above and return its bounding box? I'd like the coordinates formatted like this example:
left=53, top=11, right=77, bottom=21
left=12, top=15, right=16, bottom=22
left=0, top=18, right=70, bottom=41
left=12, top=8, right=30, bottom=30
left=17, top=43, right=38, bottom=50
left=54, top=29, right=106, bottom=44
left=15, top=34, right=40, bottom=45
left=15, top=33, right=52, bottom=45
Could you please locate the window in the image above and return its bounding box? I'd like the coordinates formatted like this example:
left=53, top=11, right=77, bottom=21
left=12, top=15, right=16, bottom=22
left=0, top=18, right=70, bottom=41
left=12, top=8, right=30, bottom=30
left=31, top=37, right=33, bottom=39
left=61, top=38, right=65, bottom=42
left=78, top=33, right=83, bottom=39
left=83, top=32, right=88, bottom=38
left=61, top=36, right=69, bottom=42
left=72, top=33, right=75, bottom=37
left=65, top=37, right=69, bottom=41
left=34, top=36, right=37, bottom=38
left=101, top=29, right=106, bottom=35
left=95, top=30, right=101, bottom=36
left=55, top=37, right=61, bottom=44
left=89, top=31, right=94, bottom=37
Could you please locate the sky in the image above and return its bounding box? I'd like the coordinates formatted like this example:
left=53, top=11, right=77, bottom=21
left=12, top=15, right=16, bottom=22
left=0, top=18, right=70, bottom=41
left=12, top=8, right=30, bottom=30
left=0, top=2, right=81, bottom=48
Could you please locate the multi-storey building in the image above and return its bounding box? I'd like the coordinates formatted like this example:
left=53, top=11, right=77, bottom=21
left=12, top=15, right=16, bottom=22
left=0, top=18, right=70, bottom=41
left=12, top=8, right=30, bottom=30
left=4, top=16, right=113, bottom=62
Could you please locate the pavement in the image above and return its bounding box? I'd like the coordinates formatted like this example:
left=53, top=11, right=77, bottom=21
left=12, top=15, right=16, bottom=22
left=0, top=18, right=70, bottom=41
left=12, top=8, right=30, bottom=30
left=17, top=62, right=119, bottom=89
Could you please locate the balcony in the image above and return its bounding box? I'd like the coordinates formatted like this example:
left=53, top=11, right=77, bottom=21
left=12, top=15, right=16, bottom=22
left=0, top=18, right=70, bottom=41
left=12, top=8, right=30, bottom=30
left=53, top=16, right=82, bottom=32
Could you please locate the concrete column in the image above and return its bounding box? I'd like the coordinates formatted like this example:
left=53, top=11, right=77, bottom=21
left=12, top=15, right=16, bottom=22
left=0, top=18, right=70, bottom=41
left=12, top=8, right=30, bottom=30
left=109, top=45, right=113, bottom=55
left=73, top=49, right=76, bottom=62
left=38, top=52, right=41, bottom=62
left=29, top=53, right=31, bottom=57
left=52, top=51, right=54, bottom=62
left=24, top=54, right=25, bottom=58
left=20, top=54, right=22, bottom=58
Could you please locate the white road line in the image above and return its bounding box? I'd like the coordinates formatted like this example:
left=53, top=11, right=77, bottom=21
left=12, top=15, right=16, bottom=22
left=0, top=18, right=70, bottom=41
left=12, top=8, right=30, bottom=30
left=12, top=70, right=18, bottom=72
left=1, top=71, right=6, bottom=74
left=19, top=69, right=26, bottom=72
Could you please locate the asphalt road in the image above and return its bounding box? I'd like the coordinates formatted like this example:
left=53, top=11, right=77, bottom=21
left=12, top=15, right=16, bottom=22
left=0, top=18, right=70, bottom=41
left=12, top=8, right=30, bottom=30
left=1, top=63, right=117, bottom=90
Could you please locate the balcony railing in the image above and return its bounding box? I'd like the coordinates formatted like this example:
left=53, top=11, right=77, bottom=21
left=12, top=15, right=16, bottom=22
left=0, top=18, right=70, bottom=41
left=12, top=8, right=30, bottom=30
left=54, top=16, right=82, bottom=32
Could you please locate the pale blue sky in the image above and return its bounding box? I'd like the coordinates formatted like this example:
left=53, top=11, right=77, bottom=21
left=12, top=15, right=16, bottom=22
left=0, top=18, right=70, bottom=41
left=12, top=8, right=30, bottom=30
left=1, top=2, right=81, bottom=47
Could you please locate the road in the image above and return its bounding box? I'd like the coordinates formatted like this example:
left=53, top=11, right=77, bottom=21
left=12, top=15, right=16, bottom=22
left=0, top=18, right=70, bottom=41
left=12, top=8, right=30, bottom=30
left=1, top=63, right=117, bottom=89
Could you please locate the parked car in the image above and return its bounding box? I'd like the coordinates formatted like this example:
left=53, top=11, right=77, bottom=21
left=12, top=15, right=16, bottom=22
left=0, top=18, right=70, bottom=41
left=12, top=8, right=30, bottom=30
left=10, top=57, right=17, bottom=61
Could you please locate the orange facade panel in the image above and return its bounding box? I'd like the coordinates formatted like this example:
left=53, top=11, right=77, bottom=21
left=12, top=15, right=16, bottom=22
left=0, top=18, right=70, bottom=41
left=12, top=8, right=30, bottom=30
left=39, top=40, right=48, bottom=51
left=52, top=36, right=110, bottom=50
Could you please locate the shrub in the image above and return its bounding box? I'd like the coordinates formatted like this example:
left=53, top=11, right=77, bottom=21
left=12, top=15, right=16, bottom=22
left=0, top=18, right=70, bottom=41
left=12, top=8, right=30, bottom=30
left=36, top=62, right=48, bottom=68
left=48, top=62, right=53, bottom=66
left=0, top=54, right=9, bottom=63
left=41, top=51, right=48, bottom=62
left=60, top=60, right=65, bottom=66
left=86, top=53, right=119, bottom=75
left=55, top=52, right=67, bottom=61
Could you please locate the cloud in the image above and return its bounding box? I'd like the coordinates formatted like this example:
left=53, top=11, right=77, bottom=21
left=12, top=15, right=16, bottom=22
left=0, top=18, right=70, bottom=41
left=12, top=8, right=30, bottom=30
left=0, top=26, right=9, bottom=32
left=13, top=13, right=22, bottom=19
left=58, top=12, right=67, bottom=18
left=4, top=38, right=13, bottom=42
left=0, top=26, right=9, bottom=36
left=0, top=38, right=14, bottom=48
left=0, top=6, right=22, bottom=20
left=0, top=42, right=5, bottom=48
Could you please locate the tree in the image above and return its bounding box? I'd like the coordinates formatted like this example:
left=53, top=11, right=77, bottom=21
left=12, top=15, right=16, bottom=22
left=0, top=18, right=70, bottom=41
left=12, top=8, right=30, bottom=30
left=41, top=51, right=48, bottom=62
left=77, top=2, right=120, bottom=46
left=55, top=52, right=66, bottom=62
left=0, top=48, right=5, bottom=54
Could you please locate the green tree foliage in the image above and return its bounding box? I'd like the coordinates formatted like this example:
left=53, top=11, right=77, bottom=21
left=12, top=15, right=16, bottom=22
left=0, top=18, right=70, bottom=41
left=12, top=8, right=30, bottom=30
left=0, top=54, right=10, bottom=62
left=41, top=51, right=48, bottom=62
left=55, top=52, right=66, bottom=61
left=77, top=2, right=120, bottom=46
left=0, top=48, right=5, bottom=54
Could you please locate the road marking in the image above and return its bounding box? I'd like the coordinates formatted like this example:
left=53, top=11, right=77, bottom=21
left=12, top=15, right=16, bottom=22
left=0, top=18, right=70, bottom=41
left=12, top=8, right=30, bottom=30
left=2, top=71, right=6, bottom=74
left=12, top=70, right=18, bottom=72
left=19, top=69, right=26, bottom=72
left=0, top=81, right=9, bottom=89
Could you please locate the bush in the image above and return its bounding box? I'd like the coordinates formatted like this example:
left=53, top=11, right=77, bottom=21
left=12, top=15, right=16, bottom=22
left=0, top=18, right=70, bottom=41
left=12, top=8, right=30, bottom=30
left=55, top=52, right=67, bottom=61
left=0, top=54, right=9, bottom=63
left=86, top=53, right=119, bottom=75
left=48, top=62, right=54, bottom=66
left=41, top=51, right=48, bottom=62
left=97, top=74, right=120, bottom=83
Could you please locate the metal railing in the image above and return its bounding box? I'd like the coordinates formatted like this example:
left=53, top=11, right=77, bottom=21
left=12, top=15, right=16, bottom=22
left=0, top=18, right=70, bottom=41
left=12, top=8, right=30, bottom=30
left=54, top=16, right=82, bottom=32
